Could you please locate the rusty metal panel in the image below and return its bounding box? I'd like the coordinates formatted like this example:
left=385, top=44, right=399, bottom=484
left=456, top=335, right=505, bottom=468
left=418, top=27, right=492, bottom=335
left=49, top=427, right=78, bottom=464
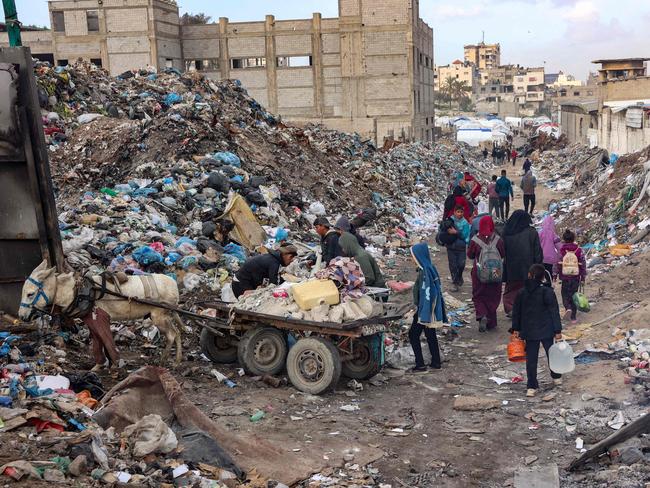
left=0, top=48, right=64, bottom=315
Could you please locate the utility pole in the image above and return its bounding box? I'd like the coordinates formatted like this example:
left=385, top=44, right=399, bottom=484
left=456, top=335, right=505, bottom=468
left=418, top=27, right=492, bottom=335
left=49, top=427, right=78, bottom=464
left=2, top=0, right=22, bottom=47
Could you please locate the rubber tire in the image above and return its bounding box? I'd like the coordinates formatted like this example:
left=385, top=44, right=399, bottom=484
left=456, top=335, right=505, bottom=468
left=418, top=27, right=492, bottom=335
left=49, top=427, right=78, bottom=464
left=342, top=337, right=382, bottom=380
left=286, top=337, right=341, bottom=395
left=237, top=327, right=287, bottom=376
left=200, top=328, right=238, bottom=364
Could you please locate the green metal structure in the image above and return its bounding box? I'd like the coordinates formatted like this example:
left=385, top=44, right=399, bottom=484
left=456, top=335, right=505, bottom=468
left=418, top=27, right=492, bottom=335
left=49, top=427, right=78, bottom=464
left=2, top=0, right=22, bottom=47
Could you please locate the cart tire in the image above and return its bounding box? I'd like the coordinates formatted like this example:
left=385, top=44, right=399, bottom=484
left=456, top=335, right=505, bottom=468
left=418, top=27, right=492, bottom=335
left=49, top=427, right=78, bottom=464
left=286, top=337, right=341, bottom=395
left=200, top=328, right=239, bottom=364
left=237, top=327, right=287, bottom=376
left=342, top=337, right=382, bottom=380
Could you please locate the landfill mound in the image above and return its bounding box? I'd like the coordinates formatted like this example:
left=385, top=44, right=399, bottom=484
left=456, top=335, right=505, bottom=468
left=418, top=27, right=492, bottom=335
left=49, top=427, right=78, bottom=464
left=37, top=62, right=492, bottom=296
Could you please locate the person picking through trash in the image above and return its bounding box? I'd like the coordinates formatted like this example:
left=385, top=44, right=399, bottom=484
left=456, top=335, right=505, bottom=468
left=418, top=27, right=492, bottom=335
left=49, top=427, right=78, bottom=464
left=495, top=169, right=514, bottom=221
left=502, top=210, right=543, bottom=317
left=467, top=215, right=505, bottom=332
left=445, top=205, right=470, bottom=292
left=511, top=264, right=563, bottom=397
left=314, top=217, right=342, bottom=266
left=339, top=232, right=385, bottom=288
left=554, top=229, right=587, bottom=324
left=231, top=244, right=298, bottom=298
left=335, top=216, right=365, bottom=248
left=520, top=169, right=537, bottom=215
left=538, top=215, right=562, bottom=279
left=408, top=242, right=446, bottom=373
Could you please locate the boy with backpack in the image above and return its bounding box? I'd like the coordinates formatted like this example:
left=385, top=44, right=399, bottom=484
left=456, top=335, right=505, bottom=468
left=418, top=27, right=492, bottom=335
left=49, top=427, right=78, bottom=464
left=467, top=216, right=505, bottom=332
left=554, top=229, right=587, bottom=323
left=511, top=264, right=563, bottom=397
left=439, top=206, right=470, bottom=292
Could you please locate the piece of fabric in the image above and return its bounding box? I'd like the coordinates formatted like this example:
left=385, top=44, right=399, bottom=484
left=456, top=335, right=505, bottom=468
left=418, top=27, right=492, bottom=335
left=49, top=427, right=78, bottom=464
left=315, top=256, right=366, bottom=298
left=511, top=279, right=563, bottom=340
left=410, top=242, right=447, bottom=326
left=233, top=252, right=283, bottom=298
left=525, top=338, right=561, bottom=389
left=339, top=233, right=385, bottom=287
left=539, top=216, right=562, bottom=265
left=479, top=215, right=495, bottom=237
left=82, top=307, right=119, bottom=366
left=504, top=210, right=532, bottom=236
left=523, top=194, right=536, bottom=214
left=503, top=280, right=524, bottom=314
left=408, top=315, right=441, bottom=368
left=561, top=278, right=580, bottom=319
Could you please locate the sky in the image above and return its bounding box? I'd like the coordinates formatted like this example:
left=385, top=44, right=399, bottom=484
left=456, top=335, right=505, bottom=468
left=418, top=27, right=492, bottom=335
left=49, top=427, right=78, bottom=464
left=18, top=0, right=650, bottom=81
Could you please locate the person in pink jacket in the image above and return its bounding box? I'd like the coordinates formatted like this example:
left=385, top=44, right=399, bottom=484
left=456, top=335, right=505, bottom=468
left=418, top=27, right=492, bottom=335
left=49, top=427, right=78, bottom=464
left=538, top=215, right=562, bottom=280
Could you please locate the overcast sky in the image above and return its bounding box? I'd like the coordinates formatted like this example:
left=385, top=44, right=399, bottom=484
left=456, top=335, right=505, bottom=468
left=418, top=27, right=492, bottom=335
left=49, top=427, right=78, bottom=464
left=19, top=0, right=650, bottom=81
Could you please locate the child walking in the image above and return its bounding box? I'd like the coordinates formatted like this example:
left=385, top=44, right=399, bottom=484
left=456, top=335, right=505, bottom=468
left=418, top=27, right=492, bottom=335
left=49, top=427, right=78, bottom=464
left=511, top=264, right=563, bottom=397
left=554, top=229, right=587, bottom=323
left=408, top=243, right=446, bottom=373
left=445, top=206, right=470, bottom=291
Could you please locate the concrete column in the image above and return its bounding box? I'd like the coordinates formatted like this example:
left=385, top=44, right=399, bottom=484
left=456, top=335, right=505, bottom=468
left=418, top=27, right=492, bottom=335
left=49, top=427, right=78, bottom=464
left=339, top=0, right=365, bottom=120
left=99, top=7, right=109, bottom=73
left=264, top=15, right=278, bottom=114
left=219, top=17, right=230, bottom=80
left=311, top=13, right=324, bottom=118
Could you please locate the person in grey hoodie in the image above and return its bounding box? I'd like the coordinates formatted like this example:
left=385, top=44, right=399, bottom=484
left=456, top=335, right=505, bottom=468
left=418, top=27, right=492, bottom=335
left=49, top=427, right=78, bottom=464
left=520, top=170, right=537, bottom=215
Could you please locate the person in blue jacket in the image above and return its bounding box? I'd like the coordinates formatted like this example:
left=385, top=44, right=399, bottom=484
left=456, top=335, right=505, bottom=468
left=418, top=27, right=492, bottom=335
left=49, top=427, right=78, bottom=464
left=495, top=169, right=514, bottom=221
left=408, top=242, right=447, bottom=373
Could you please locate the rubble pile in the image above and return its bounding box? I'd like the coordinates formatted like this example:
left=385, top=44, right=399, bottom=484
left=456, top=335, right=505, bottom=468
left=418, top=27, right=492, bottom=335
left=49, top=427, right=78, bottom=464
left=35, top=62, right=491, bottom=296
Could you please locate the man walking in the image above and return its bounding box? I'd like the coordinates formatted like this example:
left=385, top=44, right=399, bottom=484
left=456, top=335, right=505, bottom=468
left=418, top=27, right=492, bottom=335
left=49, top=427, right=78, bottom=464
left=495, top=170, right=514, bottom=220
left=520, top=170, right=537, bottom=215
left=487, top=175, right=500, bottom=218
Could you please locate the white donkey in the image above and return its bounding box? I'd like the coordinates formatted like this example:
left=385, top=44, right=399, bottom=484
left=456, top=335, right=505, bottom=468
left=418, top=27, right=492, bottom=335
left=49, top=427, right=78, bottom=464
left=19, top=260, right=183, bottom=365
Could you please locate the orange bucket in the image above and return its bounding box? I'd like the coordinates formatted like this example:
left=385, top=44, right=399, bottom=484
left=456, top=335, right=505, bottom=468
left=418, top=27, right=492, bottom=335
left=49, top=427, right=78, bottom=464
left=507, top=334, right=526, bottom=362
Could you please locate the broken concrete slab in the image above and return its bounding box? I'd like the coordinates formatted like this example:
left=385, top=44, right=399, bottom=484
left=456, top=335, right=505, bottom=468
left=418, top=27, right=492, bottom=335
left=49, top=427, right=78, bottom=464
left=453, top=396, right=501, bottom=411
left=514, top=464, right=560, bottom=488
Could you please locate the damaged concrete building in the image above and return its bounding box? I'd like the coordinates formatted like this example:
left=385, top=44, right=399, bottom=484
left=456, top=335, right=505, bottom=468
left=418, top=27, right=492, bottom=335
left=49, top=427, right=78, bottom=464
left=0, top=0, right=435, bottom=144
left=560, top=58, right=650, bottom=154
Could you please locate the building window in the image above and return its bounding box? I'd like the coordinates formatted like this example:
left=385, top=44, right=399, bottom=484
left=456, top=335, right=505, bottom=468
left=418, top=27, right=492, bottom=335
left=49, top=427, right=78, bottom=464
left=90, top=58, right=102, bottom=67
left=573, top=91, right=580, bottom=96
left=57, top=59, right=68, bottom=67
left=276, top=56, right=312, bottom=68
left=231, top=57, right=266, bottom=69
left=419, top=53, right=424, bottom=65
left=52, top=11, right=65, bottom=32
left=186, top=59, right=219, bottom=72
left=87, top=10, right=99, bottom=32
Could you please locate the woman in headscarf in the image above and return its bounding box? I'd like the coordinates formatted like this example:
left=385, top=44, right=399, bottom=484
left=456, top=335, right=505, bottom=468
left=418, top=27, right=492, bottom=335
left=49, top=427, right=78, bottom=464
left=538, top=215, right=562, bottom=279
left=339, top=232, right=385, bottom=287
left=502, top=210, right=543, bottom=316
left=408, top=242, right=447, bottom=373
left=470, top=201, right=490, bottom=238
left=467, top=216, right=505, bottom=332
left=443, top=186, right=472, bottom=220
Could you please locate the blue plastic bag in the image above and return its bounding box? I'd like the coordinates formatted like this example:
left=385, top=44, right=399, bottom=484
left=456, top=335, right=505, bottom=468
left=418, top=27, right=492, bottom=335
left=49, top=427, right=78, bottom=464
left=275, top=228, right=289, bottom=242
left=164, top=252, right=181, bottom=266
left=164, top=93, right=182, bottom=105
left=224, top=243, right=247, bottom=264
left=175, top=236, right=197, bottom=248
left=132, top=246, right=163, bottom=266
left=213, top=152, right=241, bottom=167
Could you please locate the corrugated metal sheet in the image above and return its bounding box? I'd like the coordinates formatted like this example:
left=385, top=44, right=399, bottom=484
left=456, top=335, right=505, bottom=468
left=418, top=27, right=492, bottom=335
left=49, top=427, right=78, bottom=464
left=626, top=107, right=643, bottom=129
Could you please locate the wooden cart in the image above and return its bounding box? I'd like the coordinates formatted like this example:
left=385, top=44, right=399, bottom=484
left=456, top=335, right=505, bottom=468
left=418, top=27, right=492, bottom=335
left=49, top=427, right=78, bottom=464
left=198, top=302, right=400, bottom=395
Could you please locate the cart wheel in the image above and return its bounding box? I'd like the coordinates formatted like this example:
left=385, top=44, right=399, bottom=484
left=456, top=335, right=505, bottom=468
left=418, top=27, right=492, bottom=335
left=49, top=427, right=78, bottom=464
left=237, top=327, right=287, bottom=376
left=286, top=337, right=341, bottom=395
left=200, top=328, right=239, bottom=364
left=342, top=337, right=382, bottom=380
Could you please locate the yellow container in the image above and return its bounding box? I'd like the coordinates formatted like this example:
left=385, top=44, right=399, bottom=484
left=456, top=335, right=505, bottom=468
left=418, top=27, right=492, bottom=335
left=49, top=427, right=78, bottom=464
left=292, top=280, right=340, bottom=311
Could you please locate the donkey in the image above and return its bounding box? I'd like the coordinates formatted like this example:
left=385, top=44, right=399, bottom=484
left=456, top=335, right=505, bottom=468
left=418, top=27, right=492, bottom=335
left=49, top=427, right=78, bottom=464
left=18, top=261, right=184, bottom=366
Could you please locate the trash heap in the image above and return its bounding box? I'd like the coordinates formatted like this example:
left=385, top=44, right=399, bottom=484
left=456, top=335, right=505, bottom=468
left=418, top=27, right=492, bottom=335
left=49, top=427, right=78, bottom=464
left=35, top=62, right=491, bottom=296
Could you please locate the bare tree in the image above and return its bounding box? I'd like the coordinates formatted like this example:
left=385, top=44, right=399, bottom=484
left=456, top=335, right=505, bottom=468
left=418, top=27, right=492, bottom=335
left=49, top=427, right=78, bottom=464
left=180, top=13, right=212, bottom=25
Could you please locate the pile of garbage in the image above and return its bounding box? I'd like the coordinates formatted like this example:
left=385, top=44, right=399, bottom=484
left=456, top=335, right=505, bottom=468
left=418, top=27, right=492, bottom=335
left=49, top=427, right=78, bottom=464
left=35, top=62, right=491, bottom=297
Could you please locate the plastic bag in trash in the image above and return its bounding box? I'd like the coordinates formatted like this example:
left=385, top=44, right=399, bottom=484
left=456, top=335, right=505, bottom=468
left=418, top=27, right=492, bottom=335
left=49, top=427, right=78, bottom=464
left=183, top=273, right=201, bottom=291
left=308, top=202, right=326, bottom=216
left=220, top=283, right=236, bottom=303
left=62, top=227, right=95, bottom=254
left=121, top=414, right=178, bottom=458
left=212, top=151, right=241, bottom=167
left=164, top=93, right=182, bottom=105
left=132, top=246, right=163, bottom=266
left=224, top=243, right=246, bottom=264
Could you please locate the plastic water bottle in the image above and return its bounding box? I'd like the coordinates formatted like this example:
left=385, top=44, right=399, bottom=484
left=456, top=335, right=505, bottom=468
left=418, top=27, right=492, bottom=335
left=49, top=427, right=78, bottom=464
left=549, top=341, right=575, bottom=374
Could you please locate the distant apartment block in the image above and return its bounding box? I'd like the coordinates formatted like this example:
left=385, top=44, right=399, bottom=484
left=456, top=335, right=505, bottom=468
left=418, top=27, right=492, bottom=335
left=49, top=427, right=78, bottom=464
left=464, top=42, right=500, bottom=70
left=0, top=0, right=435, bottom=144
left=434, top=60, right=478, bottom=92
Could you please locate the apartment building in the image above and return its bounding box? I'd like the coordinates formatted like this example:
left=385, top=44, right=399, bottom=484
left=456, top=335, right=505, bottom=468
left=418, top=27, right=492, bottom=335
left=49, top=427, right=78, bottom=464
left=464, top=42, right=500, bottom=70
left=513, top=67, right=545, bottom=116
left=434, top=60, right=477, bottom=91
left=0, top=0, right=435, bottom=144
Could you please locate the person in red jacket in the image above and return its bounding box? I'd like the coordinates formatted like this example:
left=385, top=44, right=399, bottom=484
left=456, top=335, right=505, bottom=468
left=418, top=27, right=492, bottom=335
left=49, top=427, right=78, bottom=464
left=444, top=186, right=471, bottom=221
left=463, top=172, right=482, bottom=203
